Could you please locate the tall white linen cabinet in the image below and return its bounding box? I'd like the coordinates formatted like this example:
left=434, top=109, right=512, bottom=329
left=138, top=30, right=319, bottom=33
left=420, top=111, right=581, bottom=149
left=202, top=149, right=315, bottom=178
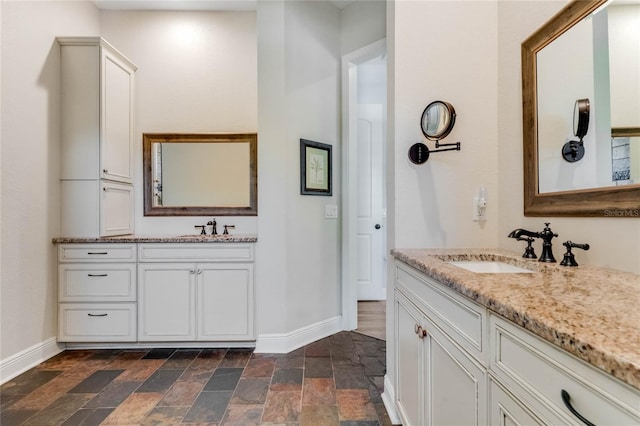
left=58, top=37, right=137, bottom=237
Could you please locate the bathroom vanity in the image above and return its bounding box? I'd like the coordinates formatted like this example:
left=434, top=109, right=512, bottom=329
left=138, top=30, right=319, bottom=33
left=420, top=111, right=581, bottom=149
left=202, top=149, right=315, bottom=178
left=54, top=235, right=257, bottom=347
left=390, top=249, right=640, bottom=426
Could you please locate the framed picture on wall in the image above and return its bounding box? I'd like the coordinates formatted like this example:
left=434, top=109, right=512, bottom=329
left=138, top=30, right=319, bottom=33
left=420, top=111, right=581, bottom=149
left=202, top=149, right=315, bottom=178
left=300, top=139, right=332, bottom=196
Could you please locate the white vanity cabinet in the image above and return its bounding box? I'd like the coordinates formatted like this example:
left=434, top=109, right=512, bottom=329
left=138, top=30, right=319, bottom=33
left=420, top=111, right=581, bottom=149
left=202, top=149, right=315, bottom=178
left=392, top=257, right=640, bottom=426
left=137, top=244, right=255, bottom=342
left=394, top=263, right=487, bottom=426
left=58, top=37, right=136, bottom=237
left=57, top=244, right=137, bottom=342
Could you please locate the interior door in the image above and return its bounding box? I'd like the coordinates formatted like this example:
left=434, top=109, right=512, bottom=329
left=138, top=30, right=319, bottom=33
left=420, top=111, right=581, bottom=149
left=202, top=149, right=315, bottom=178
left=356, top=103, right=386, bottom=301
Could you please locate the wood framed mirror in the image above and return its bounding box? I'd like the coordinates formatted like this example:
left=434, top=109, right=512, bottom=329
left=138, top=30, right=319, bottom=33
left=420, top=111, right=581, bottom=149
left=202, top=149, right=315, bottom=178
left=522, top=0, right=640, bottom=217
left=143, top=133, right=257, bottom=216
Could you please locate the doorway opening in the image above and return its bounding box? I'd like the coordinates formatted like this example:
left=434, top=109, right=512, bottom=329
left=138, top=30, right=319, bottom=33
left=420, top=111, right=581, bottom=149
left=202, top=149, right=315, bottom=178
left=341, top=39, right=387, bottom=335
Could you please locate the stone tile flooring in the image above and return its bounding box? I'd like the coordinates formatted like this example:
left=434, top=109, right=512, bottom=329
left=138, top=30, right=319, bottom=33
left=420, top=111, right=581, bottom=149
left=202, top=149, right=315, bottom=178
left=1, top=332, right=392, bottom=425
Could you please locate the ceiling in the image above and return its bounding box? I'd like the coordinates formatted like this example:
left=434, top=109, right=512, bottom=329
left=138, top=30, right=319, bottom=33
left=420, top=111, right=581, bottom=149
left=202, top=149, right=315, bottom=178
left=93, top=0, right=355, bottom=11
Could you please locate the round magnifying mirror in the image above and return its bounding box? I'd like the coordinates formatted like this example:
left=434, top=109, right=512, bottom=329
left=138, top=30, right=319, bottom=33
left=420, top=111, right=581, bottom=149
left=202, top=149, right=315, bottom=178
left=420, top=101, right=456, bottom=140
left=573, top=98, right=590, bottom=139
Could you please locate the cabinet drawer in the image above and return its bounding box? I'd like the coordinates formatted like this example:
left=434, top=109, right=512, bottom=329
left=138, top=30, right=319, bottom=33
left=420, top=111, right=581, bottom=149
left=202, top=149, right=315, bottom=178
left=489, top=378, right=545, bottom=425
left=59, top=264, right=136, bottom=302
left=58, top=303, right=136, bottom=342
left=138, top=243, right=254, bottom=262
left=395, top=263, right=486, bottom=364
left=490, top=314, right=640, bottom=425
left=58, top=244, right=136, bottom=262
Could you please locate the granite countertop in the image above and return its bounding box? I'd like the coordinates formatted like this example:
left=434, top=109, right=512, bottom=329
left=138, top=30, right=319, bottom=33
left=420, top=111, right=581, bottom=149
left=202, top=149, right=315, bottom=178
left=52, top=234, right=258, bottom=244
left=391, top=248, right=640, bottom=391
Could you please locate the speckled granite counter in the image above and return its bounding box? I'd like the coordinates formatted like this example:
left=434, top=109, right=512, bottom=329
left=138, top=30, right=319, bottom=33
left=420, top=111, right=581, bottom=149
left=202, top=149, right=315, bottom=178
left=391, top=248, right=640, bottom=390
left=53, top=234, right=258, bottom=244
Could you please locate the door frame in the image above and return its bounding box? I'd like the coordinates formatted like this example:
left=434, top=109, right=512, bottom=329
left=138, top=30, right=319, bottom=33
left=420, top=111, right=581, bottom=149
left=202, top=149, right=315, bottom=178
left=341, top=38, right=387, bottom=331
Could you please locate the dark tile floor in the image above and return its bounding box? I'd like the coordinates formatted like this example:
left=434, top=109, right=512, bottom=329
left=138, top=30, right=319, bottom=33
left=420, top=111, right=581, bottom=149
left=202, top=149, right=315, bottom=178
left=1, top=332, right=392, bottom=425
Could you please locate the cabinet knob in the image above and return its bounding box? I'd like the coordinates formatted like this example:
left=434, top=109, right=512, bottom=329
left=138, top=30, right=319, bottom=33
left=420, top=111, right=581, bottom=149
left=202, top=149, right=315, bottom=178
left=103, top=169, right=108, bottom=173
left=197, top=269, right=202, bottom=274
left=414, top=324, right=420, bottom=334
left=189, top=270, right=195, bottom=274
left=417, top=326, right=427, bottom=339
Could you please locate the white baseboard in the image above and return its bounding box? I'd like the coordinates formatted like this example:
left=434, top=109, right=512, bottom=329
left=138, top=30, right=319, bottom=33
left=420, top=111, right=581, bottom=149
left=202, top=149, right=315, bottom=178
left=0, top=337, right=65, bottom=385
left=381, top=374, right=402, bottom=425
left=65, top=341, right=255, bottom=350
left=255, top=316, right=342, bottom=353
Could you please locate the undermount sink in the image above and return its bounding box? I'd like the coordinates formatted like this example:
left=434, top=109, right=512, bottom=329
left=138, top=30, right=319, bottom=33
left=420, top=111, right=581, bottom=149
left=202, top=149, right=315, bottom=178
left=448, top=261, right=534, bottom=274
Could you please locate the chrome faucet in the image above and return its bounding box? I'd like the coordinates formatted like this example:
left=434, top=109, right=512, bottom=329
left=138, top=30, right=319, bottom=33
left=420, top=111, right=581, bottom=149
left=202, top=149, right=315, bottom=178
left=508, top=223, right=558, bottom=263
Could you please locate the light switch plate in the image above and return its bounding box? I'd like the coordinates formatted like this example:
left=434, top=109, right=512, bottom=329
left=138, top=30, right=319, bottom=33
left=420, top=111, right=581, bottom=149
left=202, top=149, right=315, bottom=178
left=325, top=204, right=338, bottom=219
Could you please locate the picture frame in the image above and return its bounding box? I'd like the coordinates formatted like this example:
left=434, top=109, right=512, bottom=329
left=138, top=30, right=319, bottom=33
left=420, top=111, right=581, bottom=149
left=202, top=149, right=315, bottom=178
left=300, top=139, right=332, bottom=196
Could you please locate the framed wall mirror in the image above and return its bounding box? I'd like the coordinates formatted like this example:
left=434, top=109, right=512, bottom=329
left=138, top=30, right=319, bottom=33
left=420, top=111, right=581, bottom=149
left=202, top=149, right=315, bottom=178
left=522, top=0, right=640, bottom=217
left=143, top=133, right=257, bottom=216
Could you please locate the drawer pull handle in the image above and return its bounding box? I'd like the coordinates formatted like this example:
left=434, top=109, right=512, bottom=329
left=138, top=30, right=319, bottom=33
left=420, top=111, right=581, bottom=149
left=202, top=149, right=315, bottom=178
left=561, top=390, right=596, bottom=426
left=88, top=313, right=108, bottom=317
left=87, top=252, right=108, bottom=255
left=87, top=274, right=108, bottom=277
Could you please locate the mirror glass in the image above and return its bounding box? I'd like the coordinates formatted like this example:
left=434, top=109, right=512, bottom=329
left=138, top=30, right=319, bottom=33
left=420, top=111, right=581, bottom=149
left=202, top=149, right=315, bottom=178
left=420, top=101, right=456, bottom=140
left=522, top=0, right=640, bottom=216
left=143, top=133, right=257, bottom=216
left=535, top=0, right=640, bottom=194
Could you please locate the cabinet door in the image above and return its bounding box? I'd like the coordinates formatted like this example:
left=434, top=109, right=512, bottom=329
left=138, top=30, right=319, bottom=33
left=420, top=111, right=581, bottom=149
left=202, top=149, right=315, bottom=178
left=101, top=49, right=134, bottom=184
left=138, top=264, right=195, bottom=341
left=197, top=264, right=254, bottom=340
left=424, top=317, right=487, bottom=426
left=100, top=181, right=134, bottom=236
left=395, top=292, right=424, bottom=426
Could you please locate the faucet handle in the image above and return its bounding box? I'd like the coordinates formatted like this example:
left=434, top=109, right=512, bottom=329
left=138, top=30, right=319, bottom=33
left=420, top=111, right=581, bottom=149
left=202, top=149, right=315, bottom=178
left=560, top=241, right=590, bottom=267
left=194, top=225, right=206, bottom=235
left=223, top=225, right=236, bottom=235
left=516, top=236, right=537, bottom=259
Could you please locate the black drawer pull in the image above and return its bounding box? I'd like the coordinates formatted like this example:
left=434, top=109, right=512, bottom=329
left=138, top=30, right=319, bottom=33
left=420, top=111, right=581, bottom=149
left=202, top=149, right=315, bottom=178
left=87, top=274, right=108, bottom=277
left=87, top=313, right=108, bottom=317
left=87, top=252, right=108, bottom=255
left=561, top=390, right=596, bottom=426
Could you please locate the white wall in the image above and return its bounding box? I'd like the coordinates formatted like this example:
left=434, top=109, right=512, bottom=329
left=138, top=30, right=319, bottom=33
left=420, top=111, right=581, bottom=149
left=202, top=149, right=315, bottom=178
left=256, top=0, right=342, bottom=335
left=497, top=0, right=640, bottom=274
left=391, top=0, right=499, bottom=251
left=100, top=10, right=258, bottom=236
left=0, top=1, right=100, bottom=361
left=340, top=0, right=386, bottom=55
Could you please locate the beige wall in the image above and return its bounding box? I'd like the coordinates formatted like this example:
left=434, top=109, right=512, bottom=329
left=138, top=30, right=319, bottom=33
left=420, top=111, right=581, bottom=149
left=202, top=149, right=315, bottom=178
left=390, top=0, right=499, bottom=251
left=100, top=10, right=259, bottom=236
left=1, top=1, right=100, bottom=360
left=256, top=0, right=342, bottom=334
